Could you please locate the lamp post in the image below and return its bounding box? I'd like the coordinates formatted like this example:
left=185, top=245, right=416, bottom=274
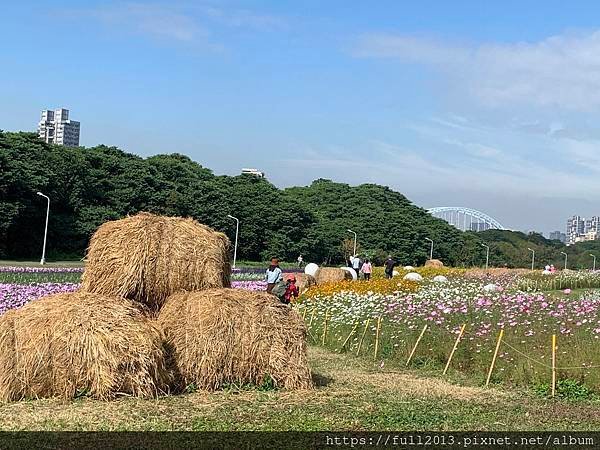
left=591, top=254, right=597, bottom=271
left=227, top=215, right=239, bottom=270
left=481, top=243, right=490, bottom=270
left=425, top=238, right=434, bottom=260
left=347, top=229, right=357, bottom=257
left=560, top=251, right=568, bottom=270
left=527, top=247, right=535, bottom=271
left=36, top=192, right=50, bottom=265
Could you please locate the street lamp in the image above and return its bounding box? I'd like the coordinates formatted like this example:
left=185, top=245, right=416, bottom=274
left=591, top=254, right=597, bottom=271
left=560, top=251, right=568, bottom=270
left=481, top=243, right=490, bottom=270
left=527, top=247, right=535, bottom=271
left=425, top=238, right=434, bottom=260
left=227, top=215, right=239, bottom=270
left=347, top=229, right=357, bottom=257
left=36, top=192, right=50, bottom=265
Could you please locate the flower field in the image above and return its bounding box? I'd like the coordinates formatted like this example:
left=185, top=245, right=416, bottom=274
left=4, top=262, right=600, bottom=395
left=0, top=266, right=271, bottom=313
left=297, top=269, right=600, bottom=393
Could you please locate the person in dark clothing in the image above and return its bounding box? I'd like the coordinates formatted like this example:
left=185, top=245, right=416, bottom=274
left=384, top=255, right=396, bottom=279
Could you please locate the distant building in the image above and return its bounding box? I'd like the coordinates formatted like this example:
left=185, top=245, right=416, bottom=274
left=241, top=168, right=265, bottom=178
left=549, top=231, right=566, bottom=243
left=567, top=215, right=585, bottom=245
left=575, top=230, right=599, bottom=243
left=567, top=215, right=600, bottom=245
left=38, top=108, right=80, bottom=147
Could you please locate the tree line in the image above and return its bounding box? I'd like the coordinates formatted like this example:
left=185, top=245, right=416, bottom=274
left=1, top=131, right=598, bottom=268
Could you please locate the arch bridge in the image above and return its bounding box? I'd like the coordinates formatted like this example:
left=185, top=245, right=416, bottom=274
left=428, top=207, right=507, bottom=232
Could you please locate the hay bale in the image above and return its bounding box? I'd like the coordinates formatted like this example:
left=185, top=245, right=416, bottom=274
left=81, top=212, right=231, bottom=311
left=425, top=259, right=444, bottom=268
left=283, top=273, right=316, bottom=292
left=158, top=289, right=313, bottom=391
left=0, top=292, right=170, bottom=402
left=340, top=267, right=357, bottom=280
left=314, top=267, right=353, bottom=284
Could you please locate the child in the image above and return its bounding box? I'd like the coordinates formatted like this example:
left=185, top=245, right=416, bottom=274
left=283, top=275, right=300, bottom=304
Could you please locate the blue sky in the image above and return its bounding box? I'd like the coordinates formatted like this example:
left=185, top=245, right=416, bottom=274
left=2, top=1, right=600, bottom=233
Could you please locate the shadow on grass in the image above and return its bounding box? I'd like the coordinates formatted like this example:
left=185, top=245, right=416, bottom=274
left=311, top=372, right=334, bottom=387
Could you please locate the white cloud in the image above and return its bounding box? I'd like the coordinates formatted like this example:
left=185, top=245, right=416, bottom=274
left=87, top=3, right=207, bottom=42
left=355, top=30, right=600, bottom=111
left=69, top=3, right=288, bottom=45
left=200, top=6, right=288, bottom=31
left=286, top=140, right=598, bottom=201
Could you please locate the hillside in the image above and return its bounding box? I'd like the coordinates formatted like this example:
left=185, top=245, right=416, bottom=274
left=0, top=131, right=596, bottom=268
left=480, top=229, right=600, bottom=269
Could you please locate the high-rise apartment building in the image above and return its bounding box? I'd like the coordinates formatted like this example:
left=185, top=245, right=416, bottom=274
left=38, top=108, right=80, bottom=147
left=566, top=215, right=599, bottom=245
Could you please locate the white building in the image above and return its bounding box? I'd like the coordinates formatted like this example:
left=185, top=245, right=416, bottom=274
left=567, top=215, right=600, bottom=245
left=241, top=168, right=265, bottom=178
left=575, top=230, right=599, bottom=243
left=38, top=108, right=80, bottom=147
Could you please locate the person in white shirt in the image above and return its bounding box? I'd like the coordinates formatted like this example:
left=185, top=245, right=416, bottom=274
left=297, top=254, right=303, bottom=267
left=352, top=255, right=361, bottom=279
left=265, top=258, right=283, bottom=294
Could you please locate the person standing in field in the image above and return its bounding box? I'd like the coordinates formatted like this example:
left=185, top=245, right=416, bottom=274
left=351, top=255, right=361, bottom=279
left=384, top=255, right=396, bottom=279
left=265, top=257, right=283, bottom=294
left=360, top=259, right=372, bottom=281
left=297, top=254, right=303, bottom=267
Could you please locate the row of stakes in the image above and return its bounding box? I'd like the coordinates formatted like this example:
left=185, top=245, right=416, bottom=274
left=302, top=306, right=566, bottom=398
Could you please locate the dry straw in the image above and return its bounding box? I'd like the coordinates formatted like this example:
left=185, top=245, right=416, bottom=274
left=0, top=292, right=170, bottom=401
left=424, top=259, right=444, bottom=268
left=158, top=289, right=313, bottom=391
left=82, top=212, right=231, bottom=312
left=314, top=268, right=353, bottom=285
left=284, top=273, right=316, bottom=293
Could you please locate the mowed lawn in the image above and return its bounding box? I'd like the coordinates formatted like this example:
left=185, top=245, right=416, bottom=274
left=1, top=347, right=600, bottom=431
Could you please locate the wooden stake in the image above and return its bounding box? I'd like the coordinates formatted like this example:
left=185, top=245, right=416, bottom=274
left=485, top=328, right=504, bottom=387
left=406, top=324, right=428, bottom=366
left=373, top=316, right=383, bottom=361
left=443, top=324, right=466, bottom=375
left=340, top=321, right=359, bottom=351
left=356, top=318, right=371, bottom=356
left=551, top=334, right=557, bottom=398
left=321, top=309, right=329, bottom=346
left=308, top=307, right=316, bottom=327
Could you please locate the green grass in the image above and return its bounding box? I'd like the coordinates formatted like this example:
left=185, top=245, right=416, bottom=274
left=0, top=260, right=84, bottom=268
left=2, top=347, right=600, bottom=431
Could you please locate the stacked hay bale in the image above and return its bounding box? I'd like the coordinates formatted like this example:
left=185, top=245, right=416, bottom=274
left=0, top=212, right=312, bottom=401
left=81, top=212, right=231, bottom=312
left=158, top=289, right=312, bottom=390
left=0, top=292, right=170, bottom=401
